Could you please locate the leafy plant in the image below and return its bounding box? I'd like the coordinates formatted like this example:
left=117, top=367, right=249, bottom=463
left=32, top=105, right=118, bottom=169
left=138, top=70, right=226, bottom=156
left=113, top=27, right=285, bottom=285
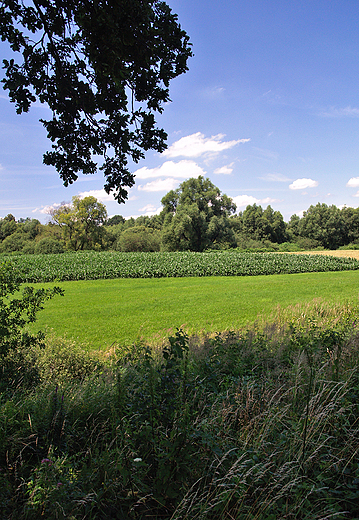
left=1, top=250, right=358, bottom=283
left=0, top=260, right=63, bottom=390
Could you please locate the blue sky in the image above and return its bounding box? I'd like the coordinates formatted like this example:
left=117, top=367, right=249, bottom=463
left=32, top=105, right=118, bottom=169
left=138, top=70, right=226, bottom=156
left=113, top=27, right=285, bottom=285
left=2, top=0, right=359, bottom=223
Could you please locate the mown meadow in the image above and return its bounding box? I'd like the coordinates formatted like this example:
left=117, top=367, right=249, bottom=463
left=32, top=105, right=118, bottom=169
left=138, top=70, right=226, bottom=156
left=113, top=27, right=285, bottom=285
left=1, top=252, right=359, bottom=519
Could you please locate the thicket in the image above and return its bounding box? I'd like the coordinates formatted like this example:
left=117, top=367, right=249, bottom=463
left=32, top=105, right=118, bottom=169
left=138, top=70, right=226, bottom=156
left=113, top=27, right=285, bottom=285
left=1, top=259, right=359, bottom=519
left=2, top=195, right=359, bottom=255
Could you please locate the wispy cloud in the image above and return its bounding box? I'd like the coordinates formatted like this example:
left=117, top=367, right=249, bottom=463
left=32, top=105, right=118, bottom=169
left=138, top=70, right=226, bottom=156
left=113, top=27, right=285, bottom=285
left=163, top=132, right=250, bottom=158
left=134, top=160, right=205, bottom=180
left=78, top=189, right=114, bottom=202
left=289, top=178, right=318, bottom=190
left=232, top=195, right=279, bottom=209
left=319, top=106, right=359, bottom=118
left=260, top=173, right=291, bottom=182
left=251, top=147, right=279, bottom=160
left=346, top=177, right=359, bottom=188
left=138, top=178, right=180, bottom=192
left=214, top=163, right=234, bottom=175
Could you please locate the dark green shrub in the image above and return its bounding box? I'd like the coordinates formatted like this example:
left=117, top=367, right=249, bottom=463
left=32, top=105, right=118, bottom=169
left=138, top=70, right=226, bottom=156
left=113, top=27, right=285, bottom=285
left=34, top=237, right=65, bottom=254
left=117, top=225, right=161, bottom=252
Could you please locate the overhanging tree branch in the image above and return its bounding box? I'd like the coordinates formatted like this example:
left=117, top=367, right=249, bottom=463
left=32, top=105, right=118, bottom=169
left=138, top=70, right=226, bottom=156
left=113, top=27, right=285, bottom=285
left=0, top=0, right=192, bottom=203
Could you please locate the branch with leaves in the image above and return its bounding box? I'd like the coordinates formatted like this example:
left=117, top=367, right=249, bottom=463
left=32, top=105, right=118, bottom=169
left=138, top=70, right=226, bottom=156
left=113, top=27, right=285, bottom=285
left=0, top=0, right=192, bottom=202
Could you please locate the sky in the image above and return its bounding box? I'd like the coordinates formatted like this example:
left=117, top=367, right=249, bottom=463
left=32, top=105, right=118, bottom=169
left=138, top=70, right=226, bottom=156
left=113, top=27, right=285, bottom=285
left=2, top=0, right=359, bottom=223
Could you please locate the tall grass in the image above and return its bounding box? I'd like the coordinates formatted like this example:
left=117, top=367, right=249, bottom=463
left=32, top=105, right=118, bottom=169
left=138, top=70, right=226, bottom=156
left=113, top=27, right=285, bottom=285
left=1, top=300, right=359, bottom=519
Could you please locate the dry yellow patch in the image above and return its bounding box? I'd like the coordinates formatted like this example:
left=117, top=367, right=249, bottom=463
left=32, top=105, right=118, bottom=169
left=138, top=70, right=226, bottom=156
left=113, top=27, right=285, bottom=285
left=294, top=250, right=359, bottom=260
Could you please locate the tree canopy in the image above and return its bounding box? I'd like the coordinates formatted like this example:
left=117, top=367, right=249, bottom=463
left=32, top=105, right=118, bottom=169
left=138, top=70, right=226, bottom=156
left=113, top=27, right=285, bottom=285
left=50, top=195, right=107, bottom=250
left=161, top=176, right=237, bottom=251
left=0, top=0, right=192, bottom=202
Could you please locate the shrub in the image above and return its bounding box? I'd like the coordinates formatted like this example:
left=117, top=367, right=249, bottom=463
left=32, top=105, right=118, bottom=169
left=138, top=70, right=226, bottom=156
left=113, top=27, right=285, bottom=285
left=117, top=225, right=161, bottom=252
left=34, top=237, right=65, bottom=254
left=0, top=261, right=64, bottom=391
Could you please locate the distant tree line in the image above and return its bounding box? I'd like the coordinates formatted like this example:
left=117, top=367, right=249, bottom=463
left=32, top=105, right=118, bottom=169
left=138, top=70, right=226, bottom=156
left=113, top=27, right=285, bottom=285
left=1, top=177, right=359, bottom=254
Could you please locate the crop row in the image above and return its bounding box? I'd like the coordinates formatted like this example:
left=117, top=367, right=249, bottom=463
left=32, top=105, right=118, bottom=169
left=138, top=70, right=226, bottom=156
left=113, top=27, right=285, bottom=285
left=1, top=251, right=359, bottom=283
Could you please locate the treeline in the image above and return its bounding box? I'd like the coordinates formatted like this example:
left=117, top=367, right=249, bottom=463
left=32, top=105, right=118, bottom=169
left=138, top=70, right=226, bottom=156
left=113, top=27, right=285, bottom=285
left=1, top=177, right=359, bottom=254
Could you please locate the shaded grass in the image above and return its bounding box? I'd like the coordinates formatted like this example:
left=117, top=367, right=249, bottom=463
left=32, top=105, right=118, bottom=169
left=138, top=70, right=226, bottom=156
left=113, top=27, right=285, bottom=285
left=31, top=270, right=359, bottom=349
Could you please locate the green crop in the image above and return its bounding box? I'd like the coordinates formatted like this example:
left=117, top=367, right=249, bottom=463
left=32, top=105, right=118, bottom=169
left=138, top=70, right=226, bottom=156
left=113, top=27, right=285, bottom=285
left=1, top=251, right=358, bottom=283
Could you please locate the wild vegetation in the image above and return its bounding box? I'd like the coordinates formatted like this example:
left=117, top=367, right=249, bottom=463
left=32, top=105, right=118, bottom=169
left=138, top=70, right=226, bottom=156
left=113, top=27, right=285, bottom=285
left=2, top=178, right=359, bottom=255
left=1, top=259, right=359, bottom=519
left=1, top=182, right=359, bottom=518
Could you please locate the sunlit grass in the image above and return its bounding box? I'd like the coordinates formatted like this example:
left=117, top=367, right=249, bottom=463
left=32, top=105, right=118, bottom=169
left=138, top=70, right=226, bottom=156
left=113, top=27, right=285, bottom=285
left=32, top=270, right=359, bottom=349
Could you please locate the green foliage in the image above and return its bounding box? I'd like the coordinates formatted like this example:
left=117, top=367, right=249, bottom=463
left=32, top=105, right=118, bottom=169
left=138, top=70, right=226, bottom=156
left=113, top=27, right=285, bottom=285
left=0, top=217, right=46, bottom=254
left=0, top=0, right=192, bottom=201
left=117, top=225, right=161, bottom=252
left=161, top=176, right=237, bottom=251
left=298, top=203, right=346, bottom=249
left=1, top=305, right=359, bottom=519
left=34, top=237, right=64, bottom=254
left=0, top=261, right=63, bottom=390
left=239, top=203, right=287, bottom=244
left=50, top=196, right=108, bottom=251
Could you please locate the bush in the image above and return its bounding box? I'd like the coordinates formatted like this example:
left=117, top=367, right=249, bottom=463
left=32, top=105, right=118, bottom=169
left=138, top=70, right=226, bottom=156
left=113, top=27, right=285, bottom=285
left=116, top=225, right=161, bottom=252
left=0, top=261, right=63, bottom=391
left=34, top=237, right=65, bottom=254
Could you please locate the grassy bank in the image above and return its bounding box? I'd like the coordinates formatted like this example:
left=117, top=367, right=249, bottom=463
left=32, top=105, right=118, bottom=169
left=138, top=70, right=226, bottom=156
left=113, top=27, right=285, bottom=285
left=31, top=270, right=359, bottom=349
left=1, top=301, right=359, bottom=519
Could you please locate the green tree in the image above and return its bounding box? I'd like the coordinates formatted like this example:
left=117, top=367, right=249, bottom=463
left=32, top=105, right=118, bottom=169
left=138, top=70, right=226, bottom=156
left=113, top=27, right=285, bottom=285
left=241, top=204, right=287, bottom=244
left=242, top=204, right=265, bottom=241
left=50, top=196, right=108, bottom=250
left=0, top=214, right=17, bottom=241
left=0, top=0, right=192, bottom=202
left=161, top=176, right=237, bottom=251
left=105, top=215, right=126, bottom=227
left=341, top=206, right=359, bottom=245
left=262, top=205, right=287, bottom=243
left=298, top=203, right=346, bottom=249
left=287, top=214, right=301, bottom=240
left=117, top=225, right=161, bottom=252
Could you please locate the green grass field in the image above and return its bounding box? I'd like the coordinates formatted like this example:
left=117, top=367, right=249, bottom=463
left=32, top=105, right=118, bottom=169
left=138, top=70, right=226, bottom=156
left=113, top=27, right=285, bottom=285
left=32, top=269, right=359, bottom=349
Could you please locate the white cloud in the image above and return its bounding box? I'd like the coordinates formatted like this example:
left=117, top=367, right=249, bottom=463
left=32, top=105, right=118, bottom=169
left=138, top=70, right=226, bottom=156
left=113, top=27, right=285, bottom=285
left=260, top=197, right=280, bottom=204
left=232, top=195, right=279, bottom=209
left=354, top=191, right=359, bottom=198
left=289, top=178, right=318, bottom=190
left=346, top=177, right=359, bottom=188
left=138, top=178, right=180, bottom=192
left=214, top=163, right=234, bottom=175
left=163, top=132, right=250, bottom=158
left=33, top=202, right=65, bottom=215
left=138, top=204, right=162, bottom=216
left=232, top=195, right=260, bottom=208
left=78, top=189, right=114, bottom=202
left=134, top=160, right=205, bottom=180
left=320, top=106, right=359, bottom=118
